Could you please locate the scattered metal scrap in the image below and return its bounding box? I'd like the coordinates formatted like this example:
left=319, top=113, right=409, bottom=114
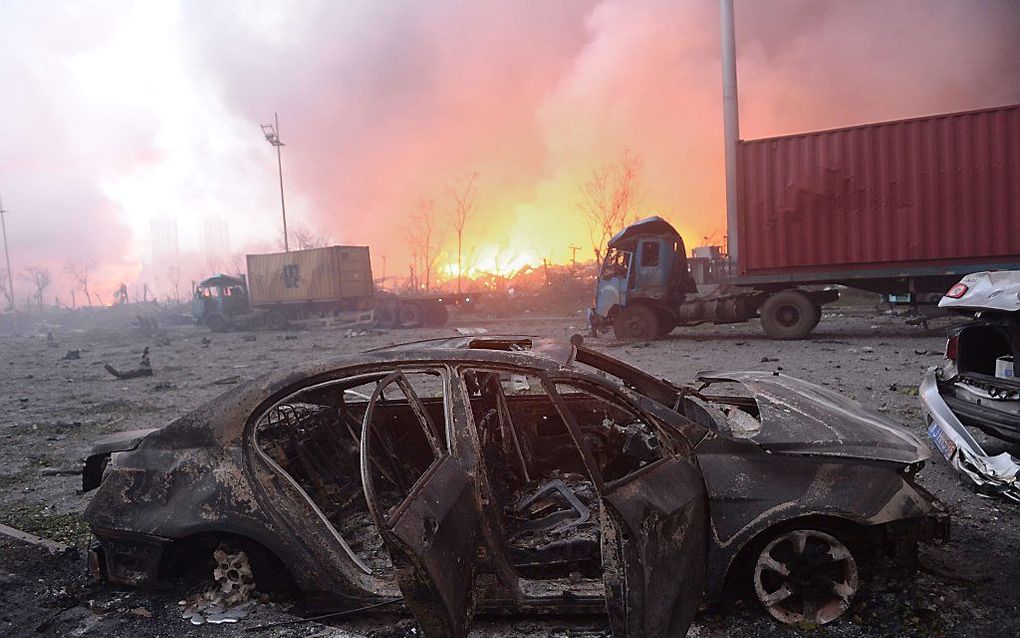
left=0, top=522, right=71, bottom=554
left=103, top=347, right=152, bottom=379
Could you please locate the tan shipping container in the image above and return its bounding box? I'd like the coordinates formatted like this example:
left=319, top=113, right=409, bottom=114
left=246, top=246, right=374, bottom=306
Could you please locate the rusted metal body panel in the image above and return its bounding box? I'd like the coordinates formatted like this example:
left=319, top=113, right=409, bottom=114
left=246, top=246, right=373, bottom=306
left=737, top=104, right=1020, bottom=279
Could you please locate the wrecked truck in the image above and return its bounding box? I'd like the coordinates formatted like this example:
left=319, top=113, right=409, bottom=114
left=82, top=336, right=947, bottom=634
left=920, top=271, right=1020, bottom=502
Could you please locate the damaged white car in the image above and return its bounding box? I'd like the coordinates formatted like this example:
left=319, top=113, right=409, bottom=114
left=920, top=271, right=1020, bottom=502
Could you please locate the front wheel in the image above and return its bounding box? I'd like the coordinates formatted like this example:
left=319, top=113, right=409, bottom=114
left=752, top=529, right=859, bottom=625
left=206, top=314, right=228, bottom=333
left=612, top=305, right=660, bottom=341
left=760, top=290, right=817, bottom=340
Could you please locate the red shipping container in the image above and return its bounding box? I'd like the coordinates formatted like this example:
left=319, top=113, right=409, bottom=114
left=736, top=104, right=1020, bottom=278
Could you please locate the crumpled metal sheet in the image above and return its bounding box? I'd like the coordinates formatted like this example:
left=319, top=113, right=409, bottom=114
left=919, top=370, right=1020, bottom=502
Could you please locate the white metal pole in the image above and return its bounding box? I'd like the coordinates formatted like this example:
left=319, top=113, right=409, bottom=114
left=0, top=195, right=16, bottom=332
left=720, top=0, right=740, bottom=265
left=275, top=113, right=289, bottom=253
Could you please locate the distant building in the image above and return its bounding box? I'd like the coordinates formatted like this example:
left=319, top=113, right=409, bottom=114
left=150, top=217, right=179, bottom=268
left=203, top=215, right=230, bottom=259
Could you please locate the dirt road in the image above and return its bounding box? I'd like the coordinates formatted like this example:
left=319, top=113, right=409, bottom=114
left=1, top=308, right=1016, bottom=637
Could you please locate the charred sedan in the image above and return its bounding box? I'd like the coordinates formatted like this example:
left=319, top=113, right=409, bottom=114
left=920, top=271, right=1020, bottom=502
left=83, top=336, right=946, bottom=634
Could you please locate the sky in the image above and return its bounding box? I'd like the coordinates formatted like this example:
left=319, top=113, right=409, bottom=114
left=0, top=0, right=1017, bottom=303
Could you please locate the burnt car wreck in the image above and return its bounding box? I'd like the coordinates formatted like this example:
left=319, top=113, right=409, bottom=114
left=920, top=271, right=1020, bottom=502
left=82, top=336, right=947, bottom=635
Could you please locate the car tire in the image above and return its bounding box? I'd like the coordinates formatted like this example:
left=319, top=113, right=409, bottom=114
left=206, top=314, right=228, bottom=333
left=752, top=528, right=859, bottom=625
left=266, top=309, right=288, bottom=331
left=761, top=290, right=817, bottom=340
left=612, top=305, right=660, bottom=341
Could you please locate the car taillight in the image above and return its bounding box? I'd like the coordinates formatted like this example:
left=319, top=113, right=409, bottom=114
left=945, top=283, right=969, bottom=299
left=945, top=335, right=959, bottom=362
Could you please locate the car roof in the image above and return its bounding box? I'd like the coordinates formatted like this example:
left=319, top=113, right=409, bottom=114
left=368, top=334, right=579, bottom=367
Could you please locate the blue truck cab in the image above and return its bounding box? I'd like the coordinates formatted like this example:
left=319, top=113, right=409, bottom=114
left=590, top=216, right=697, bottom=339
left=193, top=274, right=249, bottom=332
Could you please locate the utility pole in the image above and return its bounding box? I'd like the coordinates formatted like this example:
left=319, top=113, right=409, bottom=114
left=261, top=113, right=289, bottom=252
left=720, top=0, right=740, bottom=265
left=569, top=244, right=581, bottom=267
left=0, top=195, right=16, bottom=332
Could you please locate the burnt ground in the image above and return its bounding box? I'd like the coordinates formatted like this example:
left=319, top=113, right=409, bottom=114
left=1, top=305, right=1018, bottom=637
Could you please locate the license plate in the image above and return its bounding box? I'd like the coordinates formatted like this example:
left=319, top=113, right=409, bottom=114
left=927, top=421, right=957, bottom=461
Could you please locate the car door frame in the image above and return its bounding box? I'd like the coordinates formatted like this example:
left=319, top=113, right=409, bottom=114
left=540, top=372, right=709, bottom=638
left=360, top=368, right=482, bottom=638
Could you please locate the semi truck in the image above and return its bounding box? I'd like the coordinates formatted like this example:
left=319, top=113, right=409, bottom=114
left=590, top=103, right=1020, bottom=340
left=193, top=245, right=472, bottom=331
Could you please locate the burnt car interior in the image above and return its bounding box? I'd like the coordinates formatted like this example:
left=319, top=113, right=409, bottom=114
left=254, top=363, right=675, bottom=599
left=255, top=369, right=450, bottom=580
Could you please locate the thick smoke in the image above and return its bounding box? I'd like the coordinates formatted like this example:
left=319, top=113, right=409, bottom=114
left=1, top=0, right=1017, bottom=300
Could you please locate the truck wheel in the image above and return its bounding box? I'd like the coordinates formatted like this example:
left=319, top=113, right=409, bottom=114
left=613, top=305, right=660, bottom=341
left=398, top=302, right=424, bottom=328
left=266, top=310, right=288, bottom=331
left=424, top=301, right=449, bottom=327
left=656, top=310, right=675, bottom=337
left=206, top=314, right=228, bottom=333
left=761, top=291, right=816, bottom=340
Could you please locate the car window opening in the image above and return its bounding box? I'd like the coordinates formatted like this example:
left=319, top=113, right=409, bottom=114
left=254, top=369, right=448, bottom=591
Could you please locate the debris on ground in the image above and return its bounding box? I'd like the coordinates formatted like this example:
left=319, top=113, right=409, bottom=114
left=104, top=347, right=153, bottom=379
left=62, top=349, right=80, bottom=360
left=180, top=546, right=258, bottom=625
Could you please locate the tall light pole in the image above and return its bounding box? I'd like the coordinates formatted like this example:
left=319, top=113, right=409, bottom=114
left=261, top=113, right=289, bottom=252
left=720, top=0, right=740, bottom=265
left=0, top=194, right=16, bottom=331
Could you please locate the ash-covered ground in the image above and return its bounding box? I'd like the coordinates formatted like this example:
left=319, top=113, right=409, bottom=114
left=1, top=304, right=1017, bottom=638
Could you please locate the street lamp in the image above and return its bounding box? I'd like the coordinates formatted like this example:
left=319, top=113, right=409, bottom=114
left=261, top=113, right=289, bottom=252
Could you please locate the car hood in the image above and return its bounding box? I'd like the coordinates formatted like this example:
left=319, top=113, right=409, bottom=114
left=697, top=372, right=929, bottom=465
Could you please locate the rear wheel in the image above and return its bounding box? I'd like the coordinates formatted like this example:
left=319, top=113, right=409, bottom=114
left=656, top=309, right=675, bottom=337
left=612, top=305, right=660, bottom=341
left=424, top=301, right=449, bottom=327
left=265, top=309, right=288, bottom=331
left=398, top=301, right=424, bottom=328
left=760, top=290, right=817, bottom=340
left=752, top=529, right=859, bottom=625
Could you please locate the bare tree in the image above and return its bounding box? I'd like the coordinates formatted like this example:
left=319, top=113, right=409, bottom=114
left=229, top=252, right=246, bottom=277
left=447, top=171, right=478, bottom=294
left=290, top=225, right=333, bottom=250
left=577, top=150, right=644, bottom=263
left=166, top=265, right=182, bottom=304
left=64, top=259, right=94, bottom=307
left=21, top=266, right=51, bottom=311
left=405, top=199, right=442, bottom=292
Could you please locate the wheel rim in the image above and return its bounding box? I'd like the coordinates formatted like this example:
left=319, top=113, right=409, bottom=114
left=623, top=314, right=648, bottom=337
left=775, top=304, right=802, bottom=328
left=753, top=529, right=858, bottom=625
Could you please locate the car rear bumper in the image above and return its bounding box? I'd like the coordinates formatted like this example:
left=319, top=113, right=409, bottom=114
left=919, top=370, right=1020, bottom=502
